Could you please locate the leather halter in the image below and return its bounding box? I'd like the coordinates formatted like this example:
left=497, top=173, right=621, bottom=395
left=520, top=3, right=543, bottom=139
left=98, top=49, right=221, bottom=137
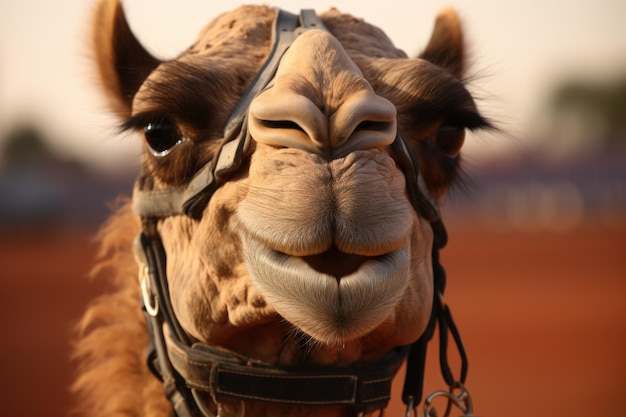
left=132, top=8, right=469, bottom=417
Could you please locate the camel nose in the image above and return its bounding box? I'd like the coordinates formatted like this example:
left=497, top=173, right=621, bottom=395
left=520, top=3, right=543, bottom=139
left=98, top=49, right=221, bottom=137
left=248, top=30, right=397, bottom=158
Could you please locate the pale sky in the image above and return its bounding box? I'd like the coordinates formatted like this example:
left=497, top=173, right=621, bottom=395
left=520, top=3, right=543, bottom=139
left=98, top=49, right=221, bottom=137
left=1, top=0, right=625, bottom=174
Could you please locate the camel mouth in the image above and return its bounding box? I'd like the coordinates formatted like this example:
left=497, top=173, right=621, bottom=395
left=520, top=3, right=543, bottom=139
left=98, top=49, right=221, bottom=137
left=301, top=247, right=369, bottom=279
left=242, top=238, right=411, bottom=344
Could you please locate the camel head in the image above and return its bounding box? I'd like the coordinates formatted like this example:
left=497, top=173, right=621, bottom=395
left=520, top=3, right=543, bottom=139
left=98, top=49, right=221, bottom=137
left=90, top=0, right=489, bottom=413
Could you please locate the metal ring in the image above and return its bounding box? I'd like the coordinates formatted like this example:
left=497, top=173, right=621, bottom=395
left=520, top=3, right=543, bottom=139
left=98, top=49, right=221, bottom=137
left=423, top=382, right=473, bottom=417
left=141, top=268, right=159, bottom=317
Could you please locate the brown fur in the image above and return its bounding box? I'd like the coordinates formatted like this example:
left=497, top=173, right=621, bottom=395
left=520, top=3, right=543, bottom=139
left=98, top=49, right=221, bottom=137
left=74, top=2, right=490, bottom=416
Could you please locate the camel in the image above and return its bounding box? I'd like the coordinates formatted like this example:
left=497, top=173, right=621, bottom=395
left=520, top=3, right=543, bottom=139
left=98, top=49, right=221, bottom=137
left=73, top=1, right=491, bottom=416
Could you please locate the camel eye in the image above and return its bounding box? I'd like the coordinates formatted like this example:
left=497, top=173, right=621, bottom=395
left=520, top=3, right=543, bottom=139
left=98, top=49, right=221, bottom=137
left=144, top=121, right=185, bottom=157
left=436, top=125, right=465, bottom=157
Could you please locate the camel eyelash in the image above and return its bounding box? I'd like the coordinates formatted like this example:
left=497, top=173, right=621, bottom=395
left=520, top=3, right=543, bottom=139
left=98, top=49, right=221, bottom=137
left=120, top=113, right=169, bottom=133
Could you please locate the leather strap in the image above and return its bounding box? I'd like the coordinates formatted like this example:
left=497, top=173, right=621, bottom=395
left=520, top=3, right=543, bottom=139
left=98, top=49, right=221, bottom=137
left=390, top=132, right=447, bottom=249
left=139, top=231, right=198, bottom=416
left=164, top=325, right=408, bottom=410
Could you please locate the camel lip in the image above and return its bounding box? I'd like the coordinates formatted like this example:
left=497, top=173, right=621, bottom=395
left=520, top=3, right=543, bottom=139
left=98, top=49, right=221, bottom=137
left=241, top=237, right=411, bottom=343
left=260, top=244, right=398, bottom=281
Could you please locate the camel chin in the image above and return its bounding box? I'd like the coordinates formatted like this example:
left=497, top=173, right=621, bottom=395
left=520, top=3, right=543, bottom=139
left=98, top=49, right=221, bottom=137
left=242, top=237, right=411, bottom=344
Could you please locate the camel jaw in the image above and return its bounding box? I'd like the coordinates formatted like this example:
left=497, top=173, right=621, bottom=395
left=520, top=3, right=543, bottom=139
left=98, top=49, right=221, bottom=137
left=242, top=237, right=411, bottom=344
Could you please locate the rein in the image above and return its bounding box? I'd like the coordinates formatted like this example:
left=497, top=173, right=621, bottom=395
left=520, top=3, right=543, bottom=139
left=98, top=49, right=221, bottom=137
left=132, top=8, right=472, bottom=417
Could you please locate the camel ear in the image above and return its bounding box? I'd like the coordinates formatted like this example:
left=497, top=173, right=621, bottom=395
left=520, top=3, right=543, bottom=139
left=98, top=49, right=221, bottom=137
left=419, top=8, right=465, bottom=79
left=92, top=0, right=160, bottom=116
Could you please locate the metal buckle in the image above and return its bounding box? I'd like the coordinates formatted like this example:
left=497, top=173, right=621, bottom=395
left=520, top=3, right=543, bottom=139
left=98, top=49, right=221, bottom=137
left=423, top=381, right=474, bottom=417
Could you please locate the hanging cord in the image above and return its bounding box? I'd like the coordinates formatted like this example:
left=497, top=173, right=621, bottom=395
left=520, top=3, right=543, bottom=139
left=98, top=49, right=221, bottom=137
left=402, top=247, right=472, bottom=417
left=401, top=244, right=444, bottom=415
left=438, top=294, right=468, bottom=387
left=432, top=295, right=471, bottom=417
left=429, top=249, right=472, bottom=417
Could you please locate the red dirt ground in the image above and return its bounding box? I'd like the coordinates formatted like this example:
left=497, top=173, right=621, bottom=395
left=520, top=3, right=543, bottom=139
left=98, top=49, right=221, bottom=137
left=0, top=224, right=624, bottom=417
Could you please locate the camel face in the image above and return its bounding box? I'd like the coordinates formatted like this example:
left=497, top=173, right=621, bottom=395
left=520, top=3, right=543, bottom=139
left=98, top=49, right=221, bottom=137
left=74, top=3, right=492, bottom=415
left=92, top=1, right=488, bottom=363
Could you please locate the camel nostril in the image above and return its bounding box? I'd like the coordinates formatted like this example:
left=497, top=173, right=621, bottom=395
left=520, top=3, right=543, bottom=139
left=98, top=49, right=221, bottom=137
left=260, top=119, right=305, bottom=133
left=355, top=120, right=394, bottom=133
left=329, top=91, right=397, bottom=155
left=301, top=247, right=368, bottom=279
left=248, top=91, right=328, bottom=152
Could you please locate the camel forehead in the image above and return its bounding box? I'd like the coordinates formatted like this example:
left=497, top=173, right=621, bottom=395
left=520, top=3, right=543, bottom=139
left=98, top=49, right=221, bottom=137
left=183, top=5, right=405, bottom=60
left=186, top=5, right=275, bottom=56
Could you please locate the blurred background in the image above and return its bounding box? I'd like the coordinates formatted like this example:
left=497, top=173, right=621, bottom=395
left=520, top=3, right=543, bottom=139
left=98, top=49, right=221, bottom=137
left=0, top=0, right=624, bottom=416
